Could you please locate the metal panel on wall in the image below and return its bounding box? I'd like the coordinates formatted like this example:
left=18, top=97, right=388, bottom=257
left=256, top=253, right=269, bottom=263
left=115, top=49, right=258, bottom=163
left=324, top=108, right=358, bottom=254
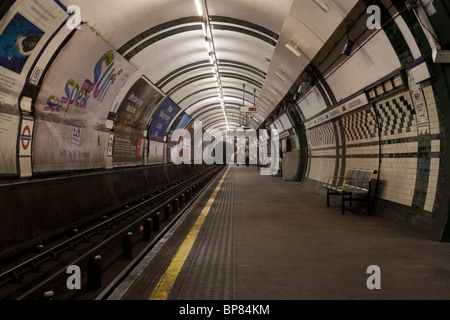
left=147, top=140, right=165, bottom=165
left=273, top=118, right=284, bottom=132
left=278, top=113, right=292, bottom=130
left=297, top=86, right=327, bottom=121
left=325, top=32, right=401, bottom=102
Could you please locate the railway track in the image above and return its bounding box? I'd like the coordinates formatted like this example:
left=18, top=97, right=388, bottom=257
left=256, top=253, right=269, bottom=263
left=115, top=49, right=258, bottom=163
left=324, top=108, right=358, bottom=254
left=0, top=165, right=225, bottom=300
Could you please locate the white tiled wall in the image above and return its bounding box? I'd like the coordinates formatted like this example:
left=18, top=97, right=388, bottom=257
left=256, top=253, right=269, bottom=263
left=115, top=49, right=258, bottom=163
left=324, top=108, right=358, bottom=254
left=422, top=81, right=440, bottom=135
left=424, top=158, right=440, bottom=212
left=306, top=123, right=336, bottom=182
left=420, top=81, right=440, bottom=213
left=308, top=158, right=336, bottom=182
left=304, top=80, right=441, bottom=216
left=377, top=158, right=417, bottom=206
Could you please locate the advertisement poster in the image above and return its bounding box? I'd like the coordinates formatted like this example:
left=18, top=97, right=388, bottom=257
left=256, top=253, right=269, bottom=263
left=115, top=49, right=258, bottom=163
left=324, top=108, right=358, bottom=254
left=114, top=76, right=165, bottom=133
left=0, top=113, right=20, bottom=174
left=32, top=24, right=137, bottom=172
left=0, top=0, right=68, bottom=115
left=148, top=98, right=181, bottom=141
left=32, top=120, right=107, bottom=172
left=171, top=112, right=191, bottom=131
left=34, top=24, right=136, bottom=128
left=0, top=0, right=68, bottom=175
left=112, top=130, right=145, bottom=167
left=147, top=140, right=165, bottom=165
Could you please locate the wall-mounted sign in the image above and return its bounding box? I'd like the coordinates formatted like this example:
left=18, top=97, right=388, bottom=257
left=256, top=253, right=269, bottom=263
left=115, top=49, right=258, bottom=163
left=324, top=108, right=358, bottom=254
left=304, top=91, right=369, bottom=129
left=20, top=121, right=33, bottom=154
left=107, top=134, right=114, bottom=157
left=240, top=106, right=258, bottom=113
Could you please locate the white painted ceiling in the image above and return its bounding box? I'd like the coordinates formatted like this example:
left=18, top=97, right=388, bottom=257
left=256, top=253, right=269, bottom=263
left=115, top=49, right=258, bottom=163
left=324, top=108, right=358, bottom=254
left=61, top=0, right=359, bottom=132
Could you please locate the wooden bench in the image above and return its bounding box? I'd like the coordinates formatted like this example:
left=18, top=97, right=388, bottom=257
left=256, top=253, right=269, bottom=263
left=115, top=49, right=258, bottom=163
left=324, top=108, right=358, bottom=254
left=322, top=168, right=377, bottom=215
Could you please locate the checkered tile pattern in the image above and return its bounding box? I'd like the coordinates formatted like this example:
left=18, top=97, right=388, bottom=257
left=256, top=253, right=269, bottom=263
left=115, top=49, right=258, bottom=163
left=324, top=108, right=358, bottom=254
left=342, top=93, right=415, bottom=142
left=308, top=123, right=335, bottom=147
left=343, top=108, right=378, bottom=142
left=376, top=94, right=415, bottom=137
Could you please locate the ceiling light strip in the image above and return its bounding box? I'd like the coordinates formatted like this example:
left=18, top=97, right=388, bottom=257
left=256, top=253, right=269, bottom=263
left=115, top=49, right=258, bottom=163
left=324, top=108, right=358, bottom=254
left=195, top=0, right=203, bottom=16
left=312, top=0, right=330, bottom=13
left=195, top=0, right=229, bottom=129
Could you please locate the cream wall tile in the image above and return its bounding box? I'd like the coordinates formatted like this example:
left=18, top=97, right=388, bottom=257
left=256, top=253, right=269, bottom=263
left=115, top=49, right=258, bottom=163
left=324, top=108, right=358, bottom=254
left=424, top=158, right=440, bottom=213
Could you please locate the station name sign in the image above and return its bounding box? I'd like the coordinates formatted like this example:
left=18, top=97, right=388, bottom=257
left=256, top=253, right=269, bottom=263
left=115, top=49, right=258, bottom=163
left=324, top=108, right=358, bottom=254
left=304, top=92, right=369, bottom=129
left=240, top=106, right=258, bottom=113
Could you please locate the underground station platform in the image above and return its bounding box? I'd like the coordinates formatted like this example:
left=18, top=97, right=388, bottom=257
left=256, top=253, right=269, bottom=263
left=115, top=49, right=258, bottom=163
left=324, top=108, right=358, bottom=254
left=98, top=165, right=450, bottom=301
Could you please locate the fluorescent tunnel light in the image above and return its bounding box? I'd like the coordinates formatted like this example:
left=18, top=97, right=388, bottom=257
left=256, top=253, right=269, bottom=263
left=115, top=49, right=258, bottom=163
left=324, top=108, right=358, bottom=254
left=313, top=0, right=330, bottom=13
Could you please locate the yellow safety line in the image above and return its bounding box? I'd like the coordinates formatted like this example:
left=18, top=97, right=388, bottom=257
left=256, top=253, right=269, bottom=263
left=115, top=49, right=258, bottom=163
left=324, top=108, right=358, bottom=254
left=149, top=166, right=230, bottom=300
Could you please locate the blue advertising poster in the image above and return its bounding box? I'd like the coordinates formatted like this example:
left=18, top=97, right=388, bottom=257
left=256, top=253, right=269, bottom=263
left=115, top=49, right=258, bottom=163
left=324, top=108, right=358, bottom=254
left=175, top=113, right=191, bottom=131
left=0, top=13, right=45, bottom=75
left=0, top=0, right=69, bottom=115
left=148, top=98, right=181, bottom=141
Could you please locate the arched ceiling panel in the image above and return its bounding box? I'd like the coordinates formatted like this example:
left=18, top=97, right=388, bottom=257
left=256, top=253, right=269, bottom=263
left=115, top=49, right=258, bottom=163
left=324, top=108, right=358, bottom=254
left=204, top=123, right=239, bottom=136
left=195, top=109, right=239, bottom=123
left=206, top=122, right=233, bottom=132
left=129, top=30, right=207, bottom=84
left=185, top=96, right=222, bottom=115
left=255, top=0, right=360, bottom=122
left=208, top=0, right=293, bottom=35
left=281, top=15, right=327, bottom=61
left=59, top=0, right=290, bottom=132
left=58, top=0, right=371, bottom=133
left=212, top=31, right=275, bottom=75
left=201, top=115, right=241, bottom=128
left=180, top=87, right=257, bottom=109
left=185, top=96, right=253, bottom=115
left=289, top=0, right=359, bottom=43
left=61, top=0, right=198, bottom=49
left=172, top=79, right=220, bottom=108
left=191, top=104, right=240, bottom=117
left=157, top=60, right=265, bottom=93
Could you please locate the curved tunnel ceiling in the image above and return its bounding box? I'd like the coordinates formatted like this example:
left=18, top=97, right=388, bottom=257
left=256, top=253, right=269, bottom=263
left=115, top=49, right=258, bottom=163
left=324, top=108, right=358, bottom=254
left=61, top=0, right=360, bottom=133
